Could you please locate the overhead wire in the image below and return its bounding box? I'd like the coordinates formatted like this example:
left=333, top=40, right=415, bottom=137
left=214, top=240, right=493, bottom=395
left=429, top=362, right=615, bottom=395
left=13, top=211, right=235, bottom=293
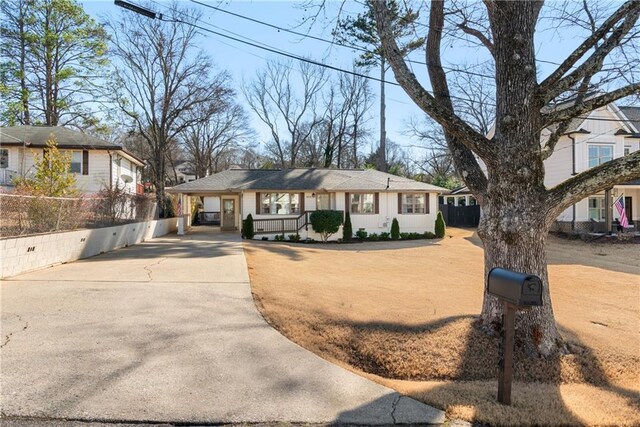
left=137, top=0, right=639, bottom=127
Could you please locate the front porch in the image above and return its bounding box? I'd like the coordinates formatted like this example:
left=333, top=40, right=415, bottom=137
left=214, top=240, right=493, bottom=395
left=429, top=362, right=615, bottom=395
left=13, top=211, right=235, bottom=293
left=169, top=192, right=242, bottom=236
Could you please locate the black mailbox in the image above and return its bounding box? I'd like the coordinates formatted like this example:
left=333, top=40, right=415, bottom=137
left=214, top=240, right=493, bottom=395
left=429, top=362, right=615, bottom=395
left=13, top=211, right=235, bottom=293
left=487, top=267, right=543, bottom=307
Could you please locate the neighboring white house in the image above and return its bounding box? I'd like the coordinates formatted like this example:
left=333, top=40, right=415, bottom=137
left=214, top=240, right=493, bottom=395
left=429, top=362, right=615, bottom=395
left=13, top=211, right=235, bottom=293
left=172, top=160, right=197, bottom=184
left=0, top=125, right=145, bottom=194
left=446, top=104, right=640, bottom=232
left=544, top=104, right=640, bottom=232
left=167, top=168, right=449, bottom=240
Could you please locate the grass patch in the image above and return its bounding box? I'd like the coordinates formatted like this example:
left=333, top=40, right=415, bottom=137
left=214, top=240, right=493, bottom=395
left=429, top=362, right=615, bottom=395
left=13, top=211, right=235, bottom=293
left=245, top=228, right=640, bottom=426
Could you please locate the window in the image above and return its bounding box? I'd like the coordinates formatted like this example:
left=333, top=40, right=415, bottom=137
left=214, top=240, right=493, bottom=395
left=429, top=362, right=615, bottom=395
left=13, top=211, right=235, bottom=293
left=457, top=196, right=467, bottom=206
left=446, top=196, right=455, bottom=205
left=316, top=193, right=331, bottom=210
left=588, top=145, right=613, bottom=168
left=469, top=196, right=477, bottom=206
left=624, top=146, right=631, bottom=156
left=350, top=193, right=375, bottom=214
left=63, top=150, right=82, bottom=173
left=0, top=149, right=8, bottom=169
left=402, top=193, right=426, bottom=214
left=588, top=197, right=605, bottom=221
left=260, top=193, right=299, bottom=215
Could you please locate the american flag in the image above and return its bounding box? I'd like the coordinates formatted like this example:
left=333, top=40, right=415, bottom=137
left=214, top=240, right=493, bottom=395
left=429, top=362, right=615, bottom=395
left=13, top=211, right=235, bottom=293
left=613, top=195, right=628, bottom=228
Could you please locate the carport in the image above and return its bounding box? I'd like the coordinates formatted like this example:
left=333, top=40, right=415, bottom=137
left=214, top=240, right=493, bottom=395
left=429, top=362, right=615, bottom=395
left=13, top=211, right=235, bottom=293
left=165, top=189, right=243, bottom=235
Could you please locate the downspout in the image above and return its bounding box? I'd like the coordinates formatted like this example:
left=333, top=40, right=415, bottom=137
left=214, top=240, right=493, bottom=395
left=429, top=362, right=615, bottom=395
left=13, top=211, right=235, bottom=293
left=108, top=151, right=113, bottom=190
left=568, top=134, right=577, bottom=231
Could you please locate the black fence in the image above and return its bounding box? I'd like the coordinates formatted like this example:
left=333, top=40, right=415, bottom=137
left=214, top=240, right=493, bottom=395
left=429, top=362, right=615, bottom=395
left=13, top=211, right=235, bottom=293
left=439, top=204, right=481, bottom=227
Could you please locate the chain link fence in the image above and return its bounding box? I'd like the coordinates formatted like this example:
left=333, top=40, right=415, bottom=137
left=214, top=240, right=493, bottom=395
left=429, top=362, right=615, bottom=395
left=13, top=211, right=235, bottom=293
left=0, top=193, right=157, bottom=237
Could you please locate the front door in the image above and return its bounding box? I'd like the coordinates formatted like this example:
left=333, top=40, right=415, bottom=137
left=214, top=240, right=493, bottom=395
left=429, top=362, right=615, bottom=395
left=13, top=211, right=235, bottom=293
left=222, top=198, right=236, bottom=230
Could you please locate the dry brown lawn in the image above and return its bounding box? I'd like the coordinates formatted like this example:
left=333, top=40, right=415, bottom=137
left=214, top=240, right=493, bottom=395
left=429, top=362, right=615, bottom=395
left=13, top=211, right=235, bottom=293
left=244, top=228, right=640, bottom=426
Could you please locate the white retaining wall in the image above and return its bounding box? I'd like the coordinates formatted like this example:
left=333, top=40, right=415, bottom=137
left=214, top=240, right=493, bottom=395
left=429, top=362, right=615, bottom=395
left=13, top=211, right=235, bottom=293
left=0, top=217, right=178, bottom=278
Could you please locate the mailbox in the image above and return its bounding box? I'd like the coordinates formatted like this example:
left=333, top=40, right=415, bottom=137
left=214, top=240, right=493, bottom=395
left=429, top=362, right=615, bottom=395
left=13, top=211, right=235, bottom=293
left=487, top=267, right=543, bottom=307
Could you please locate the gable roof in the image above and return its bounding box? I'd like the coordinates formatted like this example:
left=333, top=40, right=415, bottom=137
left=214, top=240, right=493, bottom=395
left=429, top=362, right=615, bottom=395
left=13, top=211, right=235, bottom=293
left=167, top=168, right=449, bottom=194
left=618, top=106, right=640, bottom=135
left=0, top=125, right=145, bottom=166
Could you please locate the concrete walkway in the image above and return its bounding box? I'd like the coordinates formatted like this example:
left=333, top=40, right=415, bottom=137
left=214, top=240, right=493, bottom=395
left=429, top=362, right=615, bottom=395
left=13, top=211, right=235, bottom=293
left=1, top=228, right=445, bottom=425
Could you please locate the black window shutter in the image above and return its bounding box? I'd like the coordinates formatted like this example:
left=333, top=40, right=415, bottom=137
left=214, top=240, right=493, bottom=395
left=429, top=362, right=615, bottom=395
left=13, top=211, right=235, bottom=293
left=82, top=150, right=89, bottom=175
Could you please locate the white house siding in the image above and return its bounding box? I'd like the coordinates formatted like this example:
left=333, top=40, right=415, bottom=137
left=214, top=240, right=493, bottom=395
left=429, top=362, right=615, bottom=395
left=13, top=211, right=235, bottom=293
left=0, top=147, right=140, bottom=194
left=203, top=196, right=220, bottom=212
left=544, top=138, right=573, bottom=188
left=240, top=191, right=438, bottom=240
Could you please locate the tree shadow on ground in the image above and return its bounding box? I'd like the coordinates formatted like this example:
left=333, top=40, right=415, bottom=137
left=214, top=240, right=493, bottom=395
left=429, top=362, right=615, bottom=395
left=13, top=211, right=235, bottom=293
left=283, top=310, right=640, bottom=426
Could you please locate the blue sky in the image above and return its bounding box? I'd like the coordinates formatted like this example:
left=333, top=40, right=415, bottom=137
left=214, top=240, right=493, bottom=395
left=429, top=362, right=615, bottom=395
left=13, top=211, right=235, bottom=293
left=80, top=0, right=588, bottom=155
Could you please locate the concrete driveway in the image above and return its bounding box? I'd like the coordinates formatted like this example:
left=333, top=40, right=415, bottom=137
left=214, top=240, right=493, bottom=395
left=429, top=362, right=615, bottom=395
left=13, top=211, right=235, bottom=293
left=1, top=227, right=444, bottom=425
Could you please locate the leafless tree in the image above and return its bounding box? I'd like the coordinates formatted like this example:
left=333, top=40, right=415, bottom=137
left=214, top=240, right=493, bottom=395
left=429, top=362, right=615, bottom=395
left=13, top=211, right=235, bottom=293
left=244, top=60, right=326, bottom=168
left=107, top=3, right=230, bottom=216
left=181, top=85, right=254, bottom=178
left=372, top=0, right=640, bottom=355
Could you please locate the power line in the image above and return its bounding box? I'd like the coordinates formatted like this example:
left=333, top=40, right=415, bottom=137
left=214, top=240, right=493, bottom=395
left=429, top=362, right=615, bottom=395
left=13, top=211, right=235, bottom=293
left=188, top=0, right=496, bottom=80
left=123, top=1, right=639, bottom=127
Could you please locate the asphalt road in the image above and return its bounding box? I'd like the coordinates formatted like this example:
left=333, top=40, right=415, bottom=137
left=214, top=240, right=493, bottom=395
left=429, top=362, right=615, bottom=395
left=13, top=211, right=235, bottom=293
left=1, top=227, right=444, bottom=425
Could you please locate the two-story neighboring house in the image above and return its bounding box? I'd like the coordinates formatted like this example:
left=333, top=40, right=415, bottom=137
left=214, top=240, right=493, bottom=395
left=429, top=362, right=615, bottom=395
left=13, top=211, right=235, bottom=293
left=545, top=104, right=640, bottom=232
left=0, top=125, right=145, bottom=194
left=434, top=103, right=640, bottom=232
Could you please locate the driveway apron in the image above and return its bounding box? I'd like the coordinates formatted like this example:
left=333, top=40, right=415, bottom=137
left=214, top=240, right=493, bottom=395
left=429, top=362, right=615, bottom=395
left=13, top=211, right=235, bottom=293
left=1, top=227, right=444, bottom=425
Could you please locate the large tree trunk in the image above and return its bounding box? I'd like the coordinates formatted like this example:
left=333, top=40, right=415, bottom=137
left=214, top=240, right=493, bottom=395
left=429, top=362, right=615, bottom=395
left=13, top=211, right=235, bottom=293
left=377, top=58, right=387, bottom=172
left=477, top=199, right=562, bottom=356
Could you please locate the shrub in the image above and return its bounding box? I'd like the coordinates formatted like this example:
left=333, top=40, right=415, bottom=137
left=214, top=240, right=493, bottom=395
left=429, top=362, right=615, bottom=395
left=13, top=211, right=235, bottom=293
left=435, top=211, right=446, bottom=238
left=161, top=194, right=176, bottom=218
left=242, top=214, right=255, bottom=239
left=368, top=233, right=379, bottom=241
left=400, top=232, right=410, bottom=240
left=274, top=234, right=285, bottom=241
left=391, top=218, right=400, bottom=240
left=261, top=236, right=269, bottom=241
left=423, top=231, right=436, bottom=239
left=343, top=211, right=353, bottom=241
left=355, top=229, right=368, bottom=240
left=288, top=233, right=301, bottom=242
left=379, top=232, right=391, bottom=241
left=310, top=210, right=343, bottom=242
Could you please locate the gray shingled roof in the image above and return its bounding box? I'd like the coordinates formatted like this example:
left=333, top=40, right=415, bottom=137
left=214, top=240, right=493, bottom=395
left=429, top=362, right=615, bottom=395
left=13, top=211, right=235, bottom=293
left=619, top=106, right=640, bottom=134
left=167, top=168, right=449, bottom=193
left=0, top=125, right=145, bottom=165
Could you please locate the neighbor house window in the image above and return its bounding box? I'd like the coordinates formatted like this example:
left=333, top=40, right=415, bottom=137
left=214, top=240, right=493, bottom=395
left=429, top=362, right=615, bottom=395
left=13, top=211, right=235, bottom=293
left=588, top=145, right=613, bottom=168
left=624, top=146, right=631, bottom=156
left=469, top=197, right=477, bottom=206
left=457, top=196, right=467, bottom=206
left=350, top=193, right=375, bottom=214
left=63, top=150, right=82, bottom=174
left=402, top=193, right=426, bottom=214
left=261, top=193, right=299, bottom=215
left=0, top=149, right=8, bottom=169
left=446, top=196, right=455, bottom=205
left=588, top=197, right=605, bottom=221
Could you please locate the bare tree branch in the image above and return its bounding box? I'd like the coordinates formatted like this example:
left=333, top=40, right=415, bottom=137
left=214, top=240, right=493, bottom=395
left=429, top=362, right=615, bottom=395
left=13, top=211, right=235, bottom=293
left=547, top=150, right=640, bottom=220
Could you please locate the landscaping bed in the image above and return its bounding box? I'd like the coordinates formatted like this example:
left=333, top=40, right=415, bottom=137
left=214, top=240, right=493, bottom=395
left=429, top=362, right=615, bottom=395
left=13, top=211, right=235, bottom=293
left=244, top=228, right=640, bottom=426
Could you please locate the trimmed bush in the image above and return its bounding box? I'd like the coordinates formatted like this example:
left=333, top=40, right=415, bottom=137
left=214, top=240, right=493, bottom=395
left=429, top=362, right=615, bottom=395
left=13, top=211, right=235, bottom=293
left=310, top=210, right=343, bottom=242
left=242, top=214, right=255, bottom=239
left=423, top=231, right=436, bottom=239
left=391, top=218, right=400, bottom=240
left=379, top=232, right=391, bottom=241
left=343, top=211, right=353, bottom=241
left=435, top=211, right=446, bottom=238
left=274, top=234, right=285, bottom=241
left=368, top=233, right=379, bottom=241
left=400, top=232, right=410, bottom=240
left=288, top=233, right=301, bottom=242
left=261, top=236, right=268, bottom=241
left=355, top=229, right=368, bottom=240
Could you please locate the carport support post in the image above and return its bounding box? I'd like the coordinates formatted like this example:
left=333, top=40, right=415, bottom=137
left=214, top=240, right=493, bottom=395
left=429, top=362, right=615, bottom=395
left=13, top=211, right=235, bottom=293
left=498, top=301, right=516, bottom=405
left=178, top=193, right=185, bottom=235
